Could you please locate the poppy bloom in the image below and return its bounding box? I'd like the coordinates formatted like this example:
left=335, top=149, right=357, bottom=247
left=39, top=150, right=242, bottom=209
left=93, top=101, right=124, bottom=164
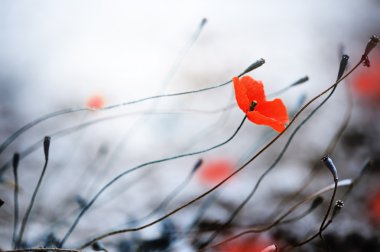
left=87, top=94, right=105, bottom=109
left=233, top=76, right=289, bottom=132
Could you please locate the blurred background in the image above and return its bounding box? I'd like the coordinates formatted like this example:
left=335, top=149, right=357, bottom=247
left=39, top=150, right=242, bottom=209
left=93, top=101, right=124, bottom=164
left=0, top=1, right=379, bottom=251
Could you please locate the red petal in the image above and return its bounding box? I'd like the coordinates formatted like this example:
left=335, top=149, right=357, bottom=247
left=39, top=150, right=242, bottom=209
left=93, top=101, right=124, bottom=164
left=233, top=77, right=251, bottom=112
left=247, top=111, right=286, bottom=133
left=256, top=98, right=289, bottom=124
left=233, top=76, right=266, bottom=113
left=241, top=76, right=266, bottom=104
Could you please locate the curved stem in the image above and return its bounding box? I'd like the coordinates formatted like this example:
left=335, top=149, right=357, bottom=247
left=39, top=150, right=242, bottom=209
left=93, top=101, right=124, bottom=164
left=12, top=154, right=20, bottom=248
left=126, top=162, right=197, bottom=226
left=78, top=59, right=364, bottom=249
left=0, top=106, right=233, bottom=176
left=203, top=179, right=351, bottom=250
left=0, top=75, right=299, bottom=178
left=58, top=116, right=247, bottom=247
left=267, top=75, right=353, bottom=221
left=318, top=178, right=338, bottom=250
left=200, top=69, right=341, bottom=248
left=283, top=219, right=333, bottom=252
left=281, top=160, right=373, bottom=252
left=16, top=147, right=50, bottom=248
left=0, top=61, right=253, bottom=157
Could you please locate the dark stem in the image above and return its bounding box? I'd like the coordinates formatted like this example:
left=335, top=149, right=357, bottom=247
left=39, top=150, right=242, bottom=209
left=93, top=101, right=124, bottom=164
left=12, top=153, right=20, bottom=248
left=0, top=58, right=264, bottom=158
left=282, top=177, right=357, bottom=251
left=16, top=137, right=50, bottom=248
left=283, top=220, right=333, bottom=251
left=0, top=75, right=302, bottom=178
left=267, top=72, right=353, bottom=221
left=78, top=59, right=364, bottom=250
left=200, top=70, right=341, bottom=248
left=200, top=180, right=350, bottom=250
left=126, top=160, right=199, bottom=226
left=318, top=178, right=338, bottom=250
left=58, top=116, right=247, bottom=247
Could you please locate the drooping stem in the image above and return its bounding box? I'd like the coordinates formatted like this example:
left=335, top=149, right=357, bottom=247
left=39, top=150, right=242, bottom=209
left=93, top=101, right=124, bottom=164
left=16, top=137, right=50, bottom=248
left=78, top=58, right=365, bottom=249
left=58, top=116, right=247, bottom=247
left=0, top=58, right=265, bottom=158
left=204, top=180, right=351, bottom=250
left=200, top=63, right=342, bottom=248
left=12, top=153, right=20, bottom=248
left=318, top=178, right=338, bottom=250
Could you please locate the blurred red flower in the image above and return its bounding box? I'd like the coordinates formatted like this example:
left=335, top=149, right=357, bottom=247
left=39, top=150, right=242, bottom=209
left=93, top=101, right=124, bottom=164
left=369, top=188, right=380, bottom=224
left=233, top=76, right=289, bottom=132
left=353, top=50, right=380, bottom=106
left=197, top=158, right=234, bottom=185
left=87, top=94, right=105, bottom=109
left=217, top=238, right=269, bottom=252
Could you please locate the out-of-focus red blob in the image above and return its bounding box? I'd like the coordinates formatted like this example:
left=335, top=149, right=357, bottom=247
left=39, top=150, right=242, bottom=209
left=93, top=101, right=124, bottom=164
left=87, top=95, right=105, bottom=109
left=197, top=159, right=234, bottom=185
left=369, top=189, right=380, bottom=224
left=217, top=238, right=269, bottom=252
left=353, top=50, right=380, bottom=107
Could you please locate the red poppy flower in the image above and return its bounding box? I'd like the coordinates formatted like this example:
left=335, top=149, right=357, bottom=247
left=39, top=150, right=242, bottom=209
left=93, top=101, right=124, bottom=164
left=87, top=95, right=105, bottom=109
left=197, top=158, right=234, bottom=185
left=233, top=76, right=289, bottom=132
